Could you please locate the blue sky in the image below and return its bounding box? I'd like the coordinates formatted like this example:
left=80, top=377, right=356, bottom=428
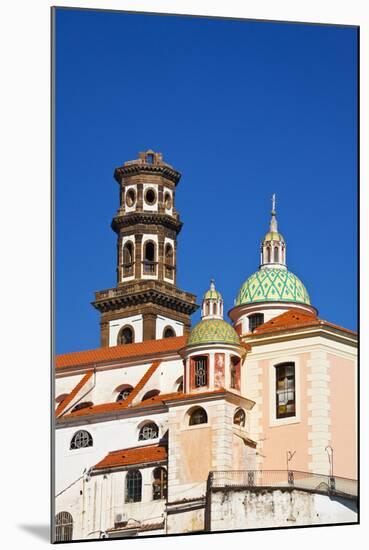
left=55, top=8, right=358, bottom=354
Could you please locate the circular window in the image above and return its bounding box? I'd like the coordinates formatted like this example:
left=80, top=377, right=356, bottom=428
left=164, top=192, right=172, bottom=209
left=126, top=188, right=136, bottom=207
left=145, top=188, right=156, bottom=205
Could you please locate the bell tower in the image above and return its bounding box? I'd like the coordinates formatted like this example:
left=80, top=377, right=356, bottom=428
left=92, top=150, right=199, bottom=347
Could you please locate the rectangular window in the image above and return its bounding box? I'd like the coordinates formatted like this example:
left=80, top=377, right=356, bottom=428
left=194, top=356, right=208, bottom=387
left=275, top=363, right=296, bottom=418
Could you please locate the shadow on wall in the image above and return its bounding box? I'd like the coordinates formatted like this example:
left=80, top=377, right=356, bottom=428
left=18, top=524, right=49, bottom=542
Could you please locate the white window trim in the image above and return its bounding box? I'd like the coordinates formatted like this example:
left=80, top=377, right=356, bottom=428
left=268, top=355, right=301, bottom=427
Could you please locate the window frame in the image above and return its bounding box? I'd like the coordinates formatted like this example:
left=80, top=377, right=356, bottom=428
left=117, top=325, right=134, bottom=345
left=269, top=357, right=301, bottom=427
left=138, top=421, right=159, bottom=441
left=248, top=313, right=264, bottom=332
left=70, top=430, right=93, bottom=450
left=188, top=406, right=208, bottom=426
left=275, top=363, right=296, bottom=419
left=125, top=469, right=142, bottom=503
left=152, top=467, right=168, bottom=500
left=190, top=355, right=209, bottom=389
left=55, top=511, right=73, bottom=542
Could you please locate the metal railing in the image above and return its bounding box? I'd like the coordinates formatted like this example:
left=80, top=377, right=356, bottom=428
left=209, top=470, right=357, bottom=500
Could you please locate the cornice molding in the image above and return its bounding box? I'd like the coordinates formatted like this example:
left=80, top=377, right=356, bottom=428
left=111, top=212, right=183, bottom=234
left=114, top=163, right=181, bottom=184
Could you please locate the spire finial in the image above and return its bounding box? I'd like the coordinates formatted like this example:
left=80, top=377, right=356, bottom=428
left=270, top=193, right=278, bottom=232
left=272, top=193, right=276, bottom=215
left=210, top=278, right=215, bottom=291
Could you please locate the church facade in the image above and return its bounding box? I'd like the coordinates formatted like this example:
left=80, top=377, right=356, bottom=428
left=54, top=151, right=357, bottom=542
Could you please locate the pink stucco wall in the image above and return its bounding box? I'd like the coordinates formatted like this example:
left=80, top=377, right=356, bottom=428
left=328, top=353, right=357, bottom=479
left=260, top=353, right=310, bottom=471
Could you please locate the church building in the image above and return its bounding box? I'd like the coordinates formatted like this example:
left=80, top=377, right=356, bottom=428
left=54, top=151, right=357, bottom=542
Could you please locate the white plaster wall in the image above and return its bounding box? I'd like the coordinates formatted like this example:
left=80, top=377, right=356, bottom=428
left=56, top=359, right=184, bottom=407
left=109, top=315, right=143, bottom=346
left=55, top=411, right=169, bottom=496
left=155, top=315, right=183, bottom=339
left=210, top=489, right=357, bottom=531
left=55, top=373, right=85, bottom=405
left=142, top=183, right=159, bottom=212
left=133, top=359, right=184, bottom=399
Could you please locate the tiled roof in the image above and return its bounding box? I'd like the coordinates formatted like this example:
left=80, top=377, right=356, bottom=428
left=56, top=336, right=187, bottom=369
left=93, top=444, right=167, bottom=470
left=55, top=370, right=94, bottom=416
left=252, top=309, right=357, bottom=336
left=58, top=388, right=225, bottom=420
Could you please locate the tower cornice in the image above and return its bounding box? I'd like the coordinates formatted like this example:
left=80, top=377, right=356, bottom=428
left=92, top=280, right=198, bottom=315
left=114, top=163, right=181, bottom=185
left=111, top=212, right=183, bottom=234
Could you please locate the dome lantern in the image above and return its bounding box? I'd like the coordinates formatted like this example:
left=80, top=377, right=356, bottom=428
left=260, top=194, right=287, bottom=270
left=201, top=279, right=223, bottom=320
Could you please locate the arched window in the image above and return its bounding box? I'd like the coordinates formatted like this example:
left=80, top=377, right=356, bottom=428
left=146, top=153, right=154, bottom=165
left=233, top=408, right=246, bottom=427
left=189, top=406, right=208, bottom=426
left=205, top=302, right=210, bottom=316
left=142, top=389, right=160, bottom=401
left=153, top=467, right=167, bottom=500
left=138, top=422, right=159, bottom=441
left=117, top=325, right=134, bottom=345
left=143, top=241, right=156, bottom=274
left=163, top=326, right=175, bottom=338
left=71, top=401, right=93, bottom=412
left=55, top=511, right=73, bottom=542
left=267, top=247, right=271, bottom=263
left=274, top=246, right=279, bottom=263
left=123, top=241, right=134, bottom=276
left=125, top=470, right=142, bottom=503
left=116, top=385, right=133, bottom=402
left=248, top=313, right=264, bottom=332
left=275, top=363, right=296, bottom=419
left=164, top=243, right=174, bottom=279
left=213, top=302, right=217, bottom=315
left=70, top=430, right=93, bottom=450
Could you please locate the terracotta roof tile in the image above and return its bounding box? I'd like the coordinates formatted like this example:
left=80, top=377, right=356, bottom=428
left=56, top=336, right=187, bottom=369
left=58, top=388, right=225, bottom=420
left=252, top=309, right=357, bottom=336
left=93, top=444, right=167, bottom=470
left=55, top=370, right=94, bottom=416
left=253, top=309, right=318, bottom=334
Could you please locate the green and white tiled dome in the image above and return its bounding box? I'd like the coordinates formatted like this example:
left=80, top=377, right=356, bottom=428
left=235, top=268, right=310, bottom=306
left=188, top=319, right=239, bottom=346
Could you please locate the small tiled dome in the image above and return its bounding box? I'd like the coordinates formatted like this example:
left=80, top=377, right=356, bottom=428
left=203, top=288, right=222, bottom=300
left=188, top=319, right=239, bottom=346
left=263, top=230, right=285, bottom=243
left=235, top=268, right=310, bottom=306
